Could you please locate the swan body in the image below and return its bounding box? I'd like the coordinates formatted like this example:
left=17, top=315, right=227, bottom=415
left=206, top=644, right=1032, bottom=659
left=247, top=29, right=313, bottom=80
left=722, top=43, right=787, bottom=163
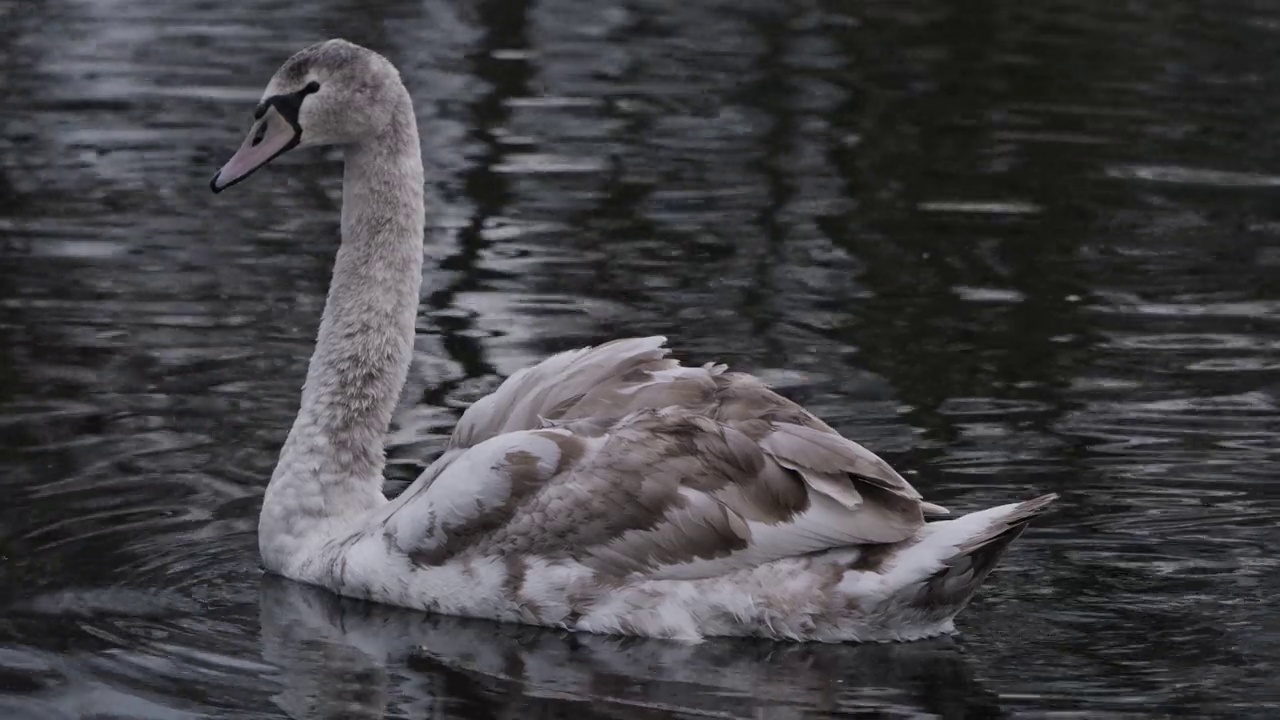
left=213, top=39, right=1055, bottom=643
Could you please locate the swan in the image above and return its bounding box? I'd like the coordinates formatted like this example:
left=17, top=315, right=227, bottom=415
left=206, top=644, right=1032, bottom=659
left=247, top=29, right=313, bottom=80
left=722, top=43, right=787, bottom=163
left=211, top=39, right=1055, bottom=643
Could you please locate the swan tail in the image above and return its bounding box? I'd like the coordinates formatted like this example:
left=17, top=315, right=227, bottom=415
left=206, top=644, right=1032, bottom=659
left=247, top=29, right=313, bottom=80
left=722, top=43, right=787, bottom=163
left=862, top=494, right=1057, bottom=631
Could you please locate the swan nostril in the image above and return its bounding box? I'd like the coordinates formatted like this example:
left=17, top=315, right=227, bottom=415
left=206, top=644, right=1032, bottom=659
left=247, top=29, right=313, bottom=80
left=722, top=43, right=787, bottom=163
left=251, top=121, right=268, bottom=147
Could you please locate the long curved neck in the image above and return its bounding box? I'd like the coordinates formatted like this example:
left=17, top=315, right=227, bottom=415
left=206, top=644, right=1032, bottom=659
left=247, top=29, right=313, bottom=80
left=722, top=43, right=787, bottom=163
left=262, top=90, right=424, bottom=561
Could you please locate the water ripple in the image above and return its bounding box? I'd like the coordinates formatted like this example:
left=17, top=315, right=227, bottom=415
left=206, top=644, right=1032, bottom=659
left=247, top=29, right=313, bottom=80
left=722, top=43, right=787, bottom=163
left=3, top=0, right=1280, bottom=717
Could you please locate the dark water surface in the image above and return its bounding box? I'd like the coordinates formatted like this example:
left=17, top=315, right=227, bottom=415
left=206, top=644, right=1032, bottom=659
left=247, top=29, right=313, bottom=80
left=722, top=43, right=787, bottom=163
left=2, top=0, right=1279, bottom=717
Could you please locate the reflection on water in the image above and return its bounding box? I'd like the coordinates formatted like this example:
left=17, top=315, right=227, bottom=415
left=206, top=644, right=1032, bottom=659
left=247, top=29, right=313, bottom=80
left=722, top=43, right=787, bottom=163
left=259, top=577, right=1002, bottom=719
left=2, top=0, right=1280, bottom=717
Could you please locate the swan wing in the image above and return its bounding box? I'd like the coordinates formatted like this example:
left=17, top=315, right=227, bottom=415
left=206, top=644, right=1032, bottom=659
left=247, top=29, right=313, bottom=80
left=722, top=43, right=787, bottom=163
left=448, top=336, right=702, bottom=448
left=393, top=336, right=687, bottom=495
left=386, top=340, right=940, bottom=580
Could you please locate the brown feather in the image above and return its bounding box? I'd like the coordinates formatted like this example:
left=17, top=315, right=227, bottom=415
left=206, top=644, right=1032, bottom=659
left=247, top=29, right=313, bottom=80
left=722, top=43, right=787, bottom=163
left=400, top=337, right=944, bottom=580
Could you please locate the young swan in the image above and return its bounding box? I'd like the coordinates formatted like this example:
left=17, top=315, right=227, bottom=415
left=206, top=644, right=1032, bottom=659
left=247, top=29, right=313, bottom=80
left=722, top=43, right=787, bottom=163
left=212, top=39, right=1056, bottom=643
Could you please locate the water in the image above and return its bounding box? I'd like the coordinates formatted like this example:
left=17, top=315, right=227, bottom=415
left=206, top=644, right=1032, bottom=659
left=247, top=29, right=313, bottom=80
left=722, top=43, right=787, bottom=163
left=2, top=0, right=1279, bottom=717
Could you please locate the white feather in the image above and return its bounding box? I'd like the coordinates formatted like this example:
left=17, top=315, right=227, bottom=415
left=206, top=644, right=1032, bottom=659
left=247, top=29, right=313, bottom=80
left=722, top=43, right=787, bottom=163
left=241, top=42, right=1055, bottom=644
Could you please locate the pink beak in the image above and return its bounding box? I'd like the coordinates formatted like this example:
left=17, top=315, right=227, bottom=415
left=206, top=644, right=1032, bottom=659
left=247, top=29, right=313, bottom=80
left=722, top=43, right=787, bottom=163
left=210, top=105, right=300, bottom=193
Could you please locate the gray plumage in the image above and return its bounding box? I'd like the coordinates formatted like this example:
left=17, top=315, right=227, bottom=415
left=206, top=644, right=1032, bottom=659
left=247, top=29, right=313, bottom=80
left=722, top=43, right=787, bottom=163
left=215, top=39, right=1055, bottom=644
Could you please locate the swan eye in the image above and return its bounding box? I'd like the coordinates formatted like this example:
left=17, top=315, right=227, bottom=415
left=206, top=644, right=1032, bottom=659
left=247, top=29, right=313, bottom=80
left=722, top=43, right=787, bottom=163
left=272, top=82, right=321, bottom=123
left=252, top=82, right=321, bottom=129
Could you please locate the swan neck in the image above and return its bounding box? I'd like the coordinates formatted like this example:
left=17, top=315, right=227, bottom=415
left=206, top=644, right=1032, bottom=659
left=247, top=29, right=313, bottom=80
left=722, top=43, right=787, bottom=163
left=265, top=90, right=424, bottom=552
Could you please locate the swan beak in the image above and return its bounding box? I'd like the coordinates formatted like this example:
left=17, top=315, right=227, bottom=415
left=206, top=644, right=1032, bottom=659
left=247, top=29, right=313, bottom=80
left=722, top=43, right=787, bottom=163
left=210, top=105, right=301, bottom=193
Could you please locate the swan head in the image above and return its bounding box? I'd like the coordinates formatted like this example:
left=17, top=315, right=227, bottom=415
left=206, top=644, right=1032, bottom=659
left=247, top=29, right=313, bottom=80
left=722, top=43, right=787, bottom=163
left=211, top=39, right=406, bottom=193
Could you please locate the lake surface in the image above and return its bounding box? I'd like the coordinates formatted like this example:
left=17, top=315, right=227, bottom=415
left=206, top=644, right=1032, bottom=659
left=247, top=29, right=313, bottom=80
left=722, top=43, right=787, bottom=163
left=2, top=0, right=1280, bottom=717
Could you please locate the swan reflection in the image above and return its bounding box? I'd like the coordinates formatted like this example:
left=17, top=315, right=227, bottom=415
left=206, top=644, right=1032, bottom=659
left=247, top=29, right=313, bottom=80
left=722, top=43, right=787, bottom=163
left=258, top=576, right=1005, bottom=719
